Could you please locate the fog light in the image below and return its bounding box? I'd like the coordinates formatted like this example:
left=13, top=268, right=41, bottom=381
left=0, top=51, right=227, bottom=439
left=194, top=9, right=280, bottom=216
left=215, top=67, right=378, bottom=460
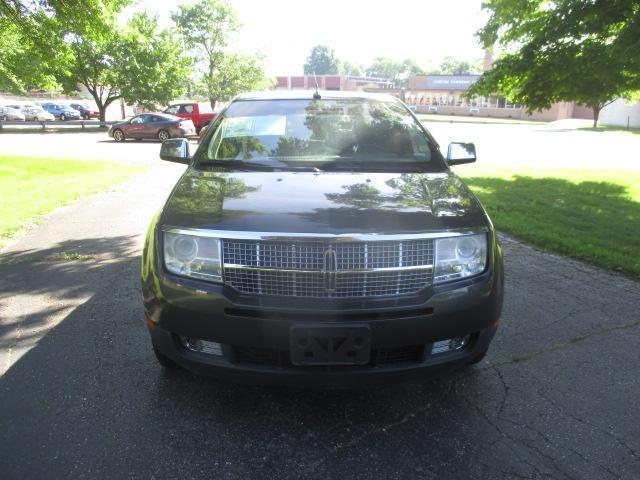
left=431, top=335, right=471, bottom=355
left=181, top=337, right=223, bottom=356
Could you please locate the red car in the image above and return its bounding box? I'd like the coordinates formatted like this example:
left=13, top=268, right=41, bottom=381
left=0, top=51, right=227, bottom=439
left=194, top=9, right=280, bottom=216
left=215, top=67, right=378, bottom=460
left=108, top=113, right=196, bottom=142
left=70, top=103, right=100, bottom=119
left=164, top=102, right=216, bottom=133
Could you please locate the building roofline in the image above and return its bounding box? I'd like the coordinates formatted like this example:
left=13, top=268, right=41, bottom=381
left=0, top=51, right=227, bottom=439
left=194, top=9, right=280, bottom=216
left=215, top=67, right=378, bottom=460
left=234, top=90, right=400, bottom=102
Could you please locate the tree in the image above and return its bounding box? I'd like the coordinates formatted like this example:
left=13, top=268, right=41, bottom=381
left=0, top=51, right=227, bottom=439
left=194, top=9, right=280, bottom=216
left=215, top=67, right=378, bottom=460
left=202, top=53, right=271, bottom=106
left=303, top=45, right=340, bottom=75
left=0, top=18, right=59, bottom=93
left=1, top=1, right=190, bottom=121
left=467, top=0, right=640, bottom=127
left=172, top=0, right=268, bottom=108
left=0, top=0, right=126, bottom=95
left=439, top=57, right=479, bottom=75
left=341, top=61, right=364, bottom=77
left=365, top=58, right=426, bottom=86
left=62, top=13, right=190, bottom=120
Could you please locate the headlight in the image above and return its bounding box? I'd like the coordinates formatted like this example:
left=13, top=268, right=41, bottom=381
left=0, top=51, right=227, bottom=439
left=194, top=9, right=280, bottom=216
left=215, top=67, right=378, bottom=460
left=434, top=233, right=487, bottom=283
left=163, top=232, right=222, bottom=282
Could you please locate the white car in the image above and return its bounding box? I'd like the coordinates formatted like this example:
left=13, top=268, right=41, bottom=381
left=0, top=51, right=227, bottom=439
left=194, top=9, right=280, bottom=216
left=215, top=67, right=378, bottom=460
left=0, top=106, right=26, bottom=121
left=427, top=106, right=438, bottom=113
left=22, top=106, right=55, bottom=121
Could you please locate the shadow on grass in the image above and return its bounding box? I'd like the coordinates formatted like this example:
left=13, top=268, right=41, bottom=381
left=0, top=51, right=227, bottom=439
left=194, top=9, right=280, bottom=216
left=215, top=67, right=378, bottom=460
left=463, top=175, right=640, bottom=277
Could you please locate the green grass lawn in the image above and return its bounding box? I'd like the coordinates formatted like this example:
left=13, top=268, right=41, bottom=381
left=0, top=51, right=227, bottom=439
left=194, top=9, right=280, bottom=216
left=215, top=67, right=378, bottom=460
left=457, top=164, right=640, bottom=277
left=0, top=155, right=144, bottom=247
left=578, top=125, right=640, bottom=135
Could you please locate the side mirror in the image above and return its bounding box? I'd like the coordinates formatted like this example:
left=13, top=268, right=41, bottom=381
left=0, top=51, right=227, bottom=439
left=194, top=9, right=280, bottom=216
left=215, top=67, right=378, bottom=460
left=446, top=142, right=477, bottom=165
left=160, top=138, right=190, bottom=164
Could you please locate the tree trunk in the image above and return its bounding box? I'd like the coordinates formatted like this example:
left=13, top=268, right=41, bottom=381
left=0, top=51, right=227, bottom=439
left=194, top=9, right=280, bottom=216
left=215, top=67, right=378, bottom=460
left=85, top=87, right=107, bottom=123
left=209, top=98, right=217, bottom=111
left=98, top=106, right=107, bottom=123
left=592, top=105, right=600, bottom=128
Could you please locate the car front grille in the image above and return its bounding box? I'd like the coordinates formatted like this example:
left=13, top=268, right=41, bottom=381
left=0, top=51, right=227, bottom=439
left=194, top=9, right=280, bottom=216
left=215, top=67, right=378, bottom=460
left=222, top=238, right=434, bottom=298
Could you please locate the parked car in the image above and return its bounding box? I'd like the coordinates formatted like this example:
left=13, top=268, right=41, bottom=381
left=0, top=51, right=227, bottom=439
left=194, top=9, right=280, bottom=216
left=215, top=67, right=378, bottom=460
left=142, top=90, right=504, bottom=387
left=428, top=106, right=438, bottom=113
left=40, top=103, right=81, bottom=121
left=11, top=105, right=55, bottom=121
left=108, top=113, right=196, bottom=142
left=0, top=106, right=26, bottom=121
left=69, top=103, right=100, bottom=120
left=163, top=102, right=216, bottom=133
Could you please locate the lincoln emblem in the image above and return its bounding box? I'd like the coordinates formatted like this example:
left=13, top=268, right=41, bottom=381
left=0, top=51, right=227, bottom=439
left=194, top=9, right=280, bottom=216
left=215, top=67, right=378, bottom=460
left=322, top=245, right=338, bottom=292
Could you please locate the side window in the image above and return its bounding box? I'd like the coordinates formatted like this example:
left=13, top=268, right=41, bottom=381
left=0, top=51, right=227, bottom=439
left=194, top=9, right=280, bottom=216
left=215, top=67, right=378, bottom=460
left=130, top=116, right=144, bottom=124
left=183, top=105, right=194, bottom=114
left=165, top=106, right=179, bottom=115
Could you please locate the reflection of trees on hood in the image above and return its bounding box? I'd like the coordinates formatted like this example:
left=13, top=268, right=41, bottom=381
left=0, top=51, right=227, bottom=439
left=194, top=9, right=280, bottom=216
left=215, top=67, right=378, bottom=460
left=172, top=173, right=260, bottom=218
left=322, top=174, right=476, bottom=217
left=325, top=183, right=388, bottom=209
left=386, top=174, right=473, bottom=215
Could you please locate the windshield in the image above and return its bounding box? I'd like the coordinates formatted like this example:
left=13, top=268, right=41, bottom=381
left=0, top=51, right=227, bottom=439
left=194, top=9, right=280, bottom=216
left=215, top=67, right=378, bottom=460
left=198, top=98, right=443, bottom=171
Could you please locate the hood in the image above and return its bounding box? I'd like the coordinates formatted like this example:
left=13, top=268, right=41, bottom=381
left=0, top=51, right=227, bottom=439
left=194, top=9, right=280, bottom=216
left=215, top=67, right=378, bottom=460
left=160, top=170, right=488, bottom=235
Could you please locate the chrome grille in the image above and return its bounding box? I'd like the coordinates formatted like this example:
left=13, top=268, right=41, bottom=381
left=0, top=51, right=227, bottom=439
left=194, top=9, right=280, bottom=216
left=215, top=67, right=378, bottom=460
left=223, top=238, right=433, bottom=298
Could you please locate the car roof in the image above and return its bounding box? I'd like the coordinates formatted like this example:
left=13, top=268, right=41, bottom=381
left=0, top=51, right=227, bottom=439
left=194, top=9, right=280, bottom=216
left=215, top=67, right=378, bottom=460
left=137, top=112, right=178, bottom=120
left=234, top=90, right=400, bottom=103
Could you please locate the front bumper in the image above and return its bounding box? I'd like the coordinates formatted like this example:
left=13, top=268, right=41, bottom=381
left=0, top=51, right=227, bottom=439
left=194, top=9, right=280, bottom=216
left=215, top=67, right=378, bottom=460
left=148, top=320, right=498, bottom=387
left=143, top=241, right=503, bottom=387
left=142, top=214, right=504, bottom=387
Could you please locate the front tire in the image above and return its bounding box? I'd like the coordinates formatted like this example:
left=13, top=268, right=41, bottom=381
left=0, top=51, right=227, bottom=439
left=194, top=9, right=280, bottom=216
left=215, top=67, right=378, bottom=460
left=113, top=129, right=125, bottom=142
left=157, top=129, right=170, bottom=142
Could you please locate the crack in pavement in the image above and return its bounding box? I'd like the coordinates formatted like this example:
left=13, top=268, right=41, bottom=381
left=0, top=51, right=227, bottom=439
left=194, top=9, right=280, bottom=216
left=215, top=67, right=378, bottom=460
left=488, top=317, right=640, bottom=368
left=536, top=387, right=639, bottom=462
left=282, top=380, right=457, bottom=480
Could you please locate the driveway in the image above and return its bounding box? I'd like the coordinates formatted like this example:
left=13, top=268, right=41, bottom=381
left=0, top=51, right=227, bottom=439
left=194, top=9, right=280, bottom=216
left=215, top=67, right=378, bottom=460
left=1, top=131, right=639, bottom=479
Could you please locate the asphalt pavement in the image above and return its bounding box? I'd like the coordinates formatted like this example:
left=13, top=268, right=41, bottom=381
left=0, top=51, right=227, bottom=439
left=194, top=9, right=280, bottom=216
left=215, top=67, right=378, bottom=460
left=1, top=130, right=639, bottom=479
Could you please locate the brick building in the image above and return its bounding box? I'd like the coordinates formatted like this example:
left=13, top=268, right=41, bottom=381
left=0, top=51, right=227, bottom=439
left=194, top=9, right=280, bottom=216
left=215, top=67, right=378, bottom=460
left=273, top=75, right=394, bottom=91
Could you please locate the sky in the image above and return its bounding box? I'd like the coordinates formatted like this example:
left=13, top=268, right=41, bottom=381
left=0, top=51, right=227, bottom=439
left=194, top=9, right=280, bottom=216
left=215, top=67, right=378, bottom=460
left=133, top=0, right=488, bottom=76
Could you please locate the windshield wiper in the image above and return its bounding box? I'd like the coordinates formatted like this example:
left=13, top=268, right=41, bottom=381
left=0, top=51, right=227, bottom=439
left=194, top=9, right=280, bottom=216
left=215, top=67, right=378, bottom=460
left=318, top=158, right=435, bottom=173
left=197, top=159, right=320, bottom=172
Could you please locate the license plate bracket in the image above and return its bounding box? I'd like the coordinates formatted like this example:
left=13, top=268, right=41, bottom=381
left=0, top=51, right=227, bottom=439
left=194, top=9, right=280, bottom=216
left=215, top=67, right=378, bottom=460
left=290, top=325, right=371, bottom=366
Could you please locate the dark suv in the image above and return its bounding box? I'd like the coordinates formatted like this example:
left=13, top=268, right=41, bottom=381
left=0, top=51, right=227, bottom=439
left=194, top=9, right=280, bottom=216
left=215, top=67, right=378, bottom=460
left=142, top=91, right=504, bottom=387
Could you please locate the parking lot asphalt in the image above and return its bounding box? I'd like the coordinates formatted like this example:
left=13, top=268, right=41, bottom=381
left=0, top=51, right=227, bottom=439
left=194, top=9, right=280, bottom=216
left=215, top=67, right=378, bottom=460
left=1, top=129, right=640, bottom=479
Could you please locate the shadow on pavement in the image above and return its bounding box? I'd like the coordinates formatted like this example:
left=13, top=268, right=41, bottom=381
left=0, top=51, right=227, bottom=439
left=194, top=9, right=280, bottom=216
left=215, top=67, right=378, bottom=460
left=1, top=234, right=639, bottom=479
